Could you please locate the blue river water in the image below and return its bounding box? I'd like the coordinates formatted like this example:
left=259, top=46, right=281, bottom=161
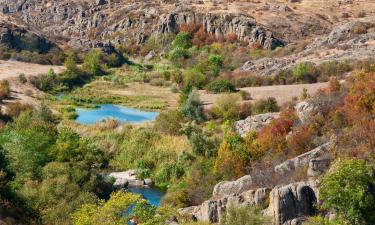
left=75, top=104, right=158, bottom=124
left=128, top=187, right=165, bottom=207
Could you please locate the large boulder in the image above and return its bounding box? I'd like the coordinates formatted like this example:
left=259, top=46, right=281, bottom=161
left=274, top=142, right=332, bottom=176
left=265, top=181, right=318, bottom=225
left=213, top=175, right=253, bottom=198
left=179, top=187, right=271, bottom=223
left=234, top=112, right=280, bottom=137
left=108, top=170, right=152, bottom=188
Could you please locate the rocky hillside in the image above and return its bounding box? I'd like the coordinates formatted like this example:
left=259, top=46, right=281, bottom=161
left=0, top=0, right=283, bottom=50
left=0, top=14, right=56, bottom=52
left=1, top=0, right=374, bottom=53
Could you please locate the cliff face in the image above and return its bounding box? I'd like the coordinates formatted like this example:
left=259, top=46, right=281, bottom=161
left=0, top=15, right=56, bottom=53
left=0, top=0, right=283, bottom=50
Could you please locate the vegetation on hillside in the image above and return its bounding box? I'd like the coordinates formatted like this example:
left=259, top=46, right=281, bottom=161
left=0, top=22, right=375, bottom=225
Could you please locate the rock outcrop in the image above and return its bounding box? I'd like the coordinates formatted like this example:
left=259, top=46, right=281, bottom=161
left=179, top=179, right=319, bottom=225
left=108, top=170, right=153, bottom=188
left=234, top=112, right=280, bottom=137
left=212, top=175, right=252, bottom=198
left=274, top=142, right=332, bottom=176
left=0, top=1, right=283, bottom=50
left=179, top=186, right=270, bottom=223
left=241, top=17, right=375, bottom=76
left=295, top=101, right=318, bottom=124
left=0, top=15, right=56, bottom=52
left=265, top=181, right=318, bottom=225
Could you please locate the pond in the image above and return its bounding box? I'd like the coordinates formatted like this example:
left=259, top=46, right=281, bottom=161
left=75, top=104, right=158, bottom=124
left=128, top=187, right=165, bottom=207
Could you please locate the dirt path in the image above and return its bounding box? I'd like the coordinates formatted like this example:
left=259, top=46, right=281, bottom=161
left=200, top=82, right=329, bottom=106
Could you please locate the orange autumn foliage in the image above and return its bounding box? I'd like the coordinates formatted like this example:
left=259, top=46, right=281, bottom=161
left=256, top=109, right=297, bottom=154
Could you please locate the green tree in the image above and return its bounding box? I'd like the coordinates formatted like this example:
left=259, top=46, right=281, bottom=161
left=208, top=54, right=224, bottom=76
left=320, top=159, right=375, bottom=225
left=181, top=88, right=205, bottom=122
left=72, top=191, right=147, bottom=225
left=83, top=49, right=103, bottom=76
left=64, top=54, right=79, bottom=73
left=172, top=32, right=192, bottom=49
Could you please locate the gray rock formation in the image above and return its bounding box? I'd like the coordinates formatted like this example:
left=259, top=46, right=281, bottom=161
left=234, top=112, right=280, bottom=137
left=0, top=16, right=56, bottom=52
left=307, top=157, right=331, bottom=179
left=108, top=170, right=153, bottom=188
left=265, top=181, right=318, bottom=225
left=241, top=17, right=375, bottom=76
left=0, top=1, right=283, bottom=50
left=295, top=100, right=318, bottom=124
left=212, top=175, right=252, bottom=198
left=179, top=180, right=318, bottom=225
left=179, top=187, right=270, bottom=223
left=274, top=142, right=332, bottom=176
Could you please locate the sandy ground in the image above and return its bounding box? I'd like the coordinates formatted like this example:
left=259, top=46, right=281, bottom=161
left=200, top=82, right=329, bottom=107
left=0, top=60, right=65, bottom=110
left=0, top=60, right=64, bottom=79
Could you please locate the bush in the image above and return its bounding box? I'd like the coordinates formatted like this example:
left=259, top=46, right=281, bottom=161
left=183, top=68, right=207, bottom=89
left=208, top=54, right=224, bottom=76
left=0, top=80, right=10, bottom=102
left=287, top=125, right=314, bottom=156
left=172, top=32, right=193, bottom=50
left=169, top=47, right=190, bottom=66
left=154, top=110, right=184, bottom=135
left=30, top=74, right=55, bottom=92
left=6, top=102, right=33, bottom=118
left=306, top=216, right=348, bottom=225
left=83, top=49, right=103, bottom=76
left=214, top=134, right=249, bottom=179
left=181, top=89, right=205, bottom=122
left=212, top=94, right=240, bottom=121
left=320, top=159, right=375, bottom=225
left=239, top=90, right=251, bottom=100
left=206, top=80, right=236, bottom=93
left=170, top=83, right=179, bottom=93
left=221, top=205, right=271, bottom=225
left=252, top=97, right=279, bottom=114
left=18, top=73, right=27, bottom=84
left=293, top=62, right=317, bottom=83
left=150, top=78, right=167, bottom=87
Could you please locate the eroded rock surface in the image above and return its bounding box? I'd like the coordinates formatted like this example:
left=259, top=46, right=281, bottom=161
left=0, top=0, right=283, bottom=50
left=108, top=170, right=153, bottom=188
left=265, top=181, right=318, bottom=225
left=213, top=175, right=252, bottom=198
left=242, top=17, right=375, bottom=76
left=234, top=112, right=280, bottom=137
left=274, top=142, right=332, bottom=176
left=0, top=15, right=56, bottom=52
left=179, top=180, right=318, bottom=225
